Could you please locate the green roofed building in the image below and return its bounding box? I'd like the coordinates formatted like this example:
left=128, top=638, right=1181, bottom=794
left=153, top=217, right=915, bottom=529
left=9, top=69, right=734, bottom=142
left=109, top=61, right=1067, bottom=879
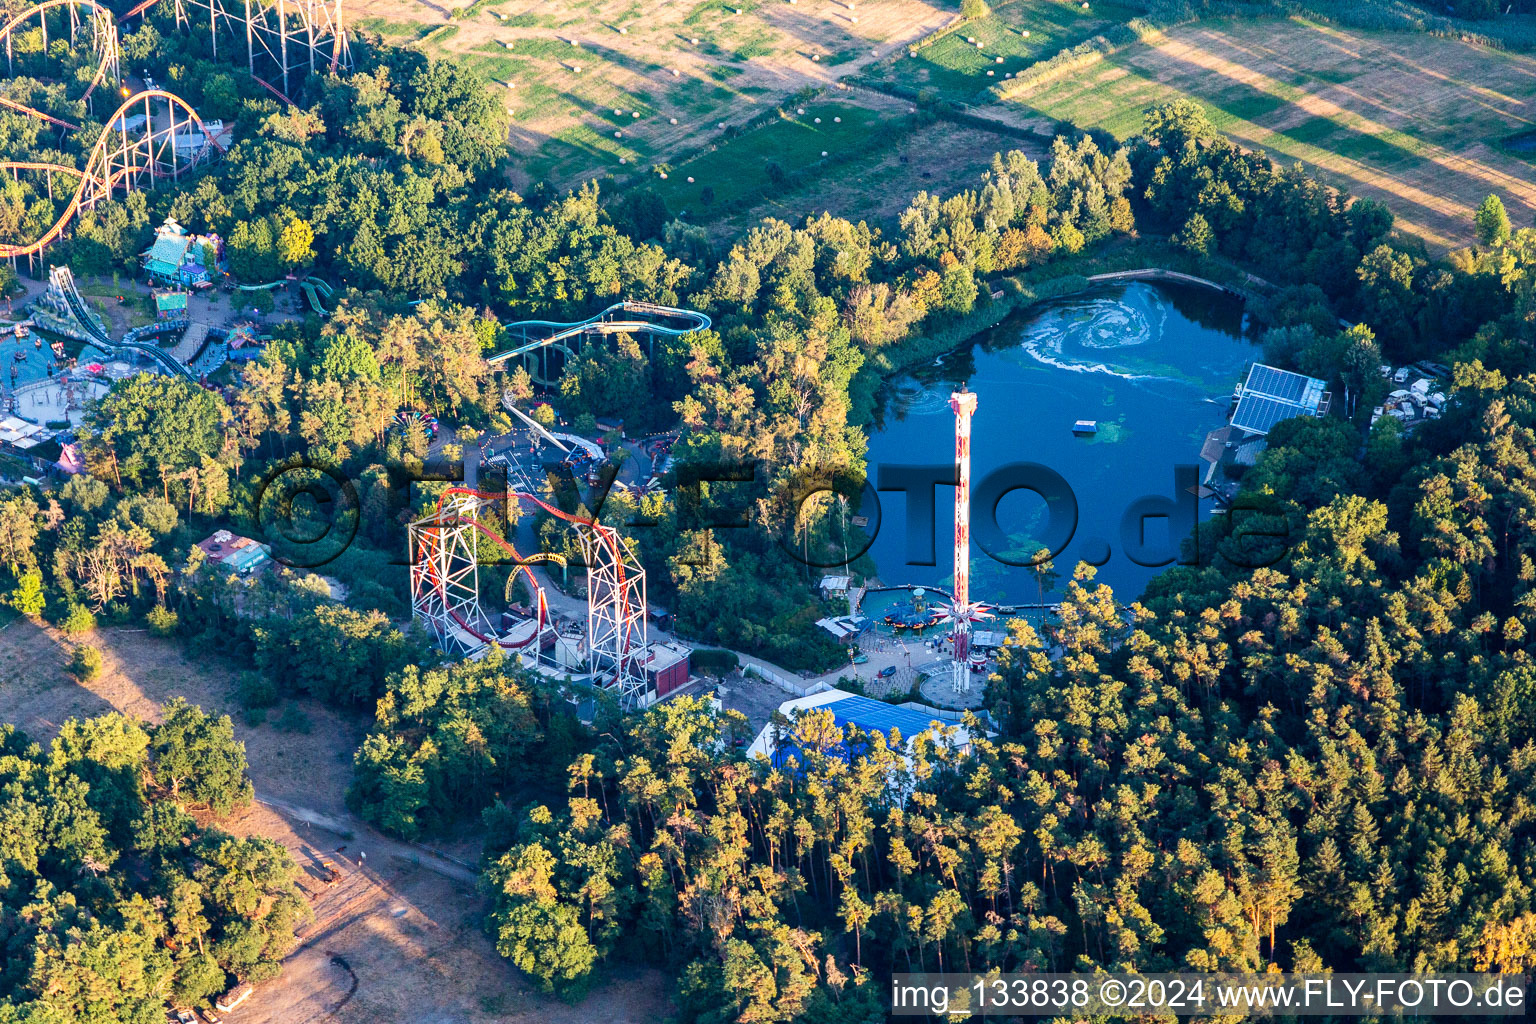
left=155, top=292, right=189, bottom=317
left=142, top=217, right=220, bottom=286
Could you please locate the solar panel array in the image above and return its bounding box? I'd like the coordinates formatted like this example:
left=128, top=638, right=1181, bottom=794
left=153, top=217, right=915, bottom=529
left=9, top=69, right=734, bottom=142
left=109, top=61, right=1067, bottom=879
left=1231, top=395, right=1298, bottom=435
left=1232, top=364, right=1326, bottom=436
left=1245, top=364, right=1311, bottom=404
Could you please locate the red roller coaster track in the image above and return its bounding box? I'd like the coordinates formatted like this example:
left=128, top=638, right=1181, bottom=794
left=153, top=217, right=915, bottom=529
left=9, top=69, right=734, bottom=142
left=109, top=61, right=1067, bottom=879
left=0, top=95, right=80, bottom=129
left=1, top=0, right=121, bottom=105
left=413, top=487, right=640, bottom=652
left=0, top=88, right=224, bottom=258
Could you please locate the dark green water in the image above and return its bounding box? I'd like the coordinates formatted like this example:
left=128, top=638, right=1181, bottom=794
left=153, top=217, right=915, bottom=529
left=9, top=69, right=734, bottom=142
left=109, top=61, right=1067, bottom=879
left=861, top=279, right=1255, bottom=608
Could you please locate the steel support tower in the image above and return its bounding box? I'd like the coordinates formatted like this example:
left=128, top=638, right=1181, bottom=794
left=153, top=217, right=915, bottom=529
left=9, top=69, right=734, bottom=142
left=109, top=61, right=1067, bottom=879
left=408, top=488, right=650, bottom=709
left=581, top=527, right=648, bottom=711
left=408, top=490, right=489, bottom=658
left=170, top=0, right=350, bottom=96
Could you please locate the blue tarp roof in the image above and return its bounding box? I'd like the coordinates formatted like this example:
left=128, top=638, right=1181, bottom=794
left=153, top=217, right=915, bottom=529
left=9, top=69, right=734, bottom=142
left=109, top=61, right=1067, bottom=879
left=817, top=694, right=943, bottom=736
left=771, top=694, right=948, bottom=769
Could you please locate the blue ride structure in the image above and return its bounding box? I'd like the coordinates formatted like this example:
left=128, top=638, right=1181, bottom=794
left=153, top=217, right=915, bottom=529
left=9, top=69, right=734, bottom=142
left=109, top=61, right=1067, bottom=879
left=487, top=300, right=711, bottom=386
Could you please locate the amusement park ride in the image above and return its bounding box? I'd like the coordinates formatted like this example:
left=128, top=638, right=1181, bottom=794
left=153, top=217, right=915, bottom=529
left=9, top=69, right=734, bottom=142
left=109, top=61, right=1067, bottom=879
left=121, top=0, right=351, bottom=99
left=487, top=301, right=713, bottom=387
left=2, top=0, right=349, bottom=262
left=944, top=385, right=991, bottom=693
left=408, top=487, right=653, bottom=710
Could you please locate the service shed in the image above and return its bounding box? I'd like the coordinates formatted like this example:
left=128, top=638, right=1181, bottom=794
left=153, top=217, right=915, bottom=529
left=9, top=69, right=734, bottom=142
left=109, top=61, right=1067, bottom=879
left=636, top=640, right=691, bottom=697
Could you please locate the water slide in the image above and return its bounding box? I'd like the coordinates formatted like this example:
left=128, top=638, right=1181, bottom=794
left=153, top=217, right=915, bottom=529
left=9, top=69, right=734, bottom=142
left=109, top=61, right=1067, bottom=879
left=48, top=267, right=195, bottom=379
left=486, top=300, right=711, bottom=367
left=300, top=276, right=333, bottom=316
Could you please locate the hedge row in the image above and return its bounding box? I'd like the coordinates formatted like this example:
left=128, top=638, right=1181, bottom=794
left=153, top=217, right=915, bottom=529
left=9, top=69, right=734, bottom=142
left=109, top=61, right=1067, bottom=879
left=986, top=19, right=1163, bottom=100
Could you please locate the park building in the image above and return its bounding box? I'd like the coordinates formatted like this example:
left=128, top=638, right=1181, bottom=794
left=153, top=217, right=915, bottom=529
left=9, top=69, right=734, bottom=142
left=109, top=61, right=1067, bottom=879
left=1201, top=363, right=1331, bottom=485
left=745, top=688, right=983, bottom=774
left=195, top=530, right=273, bottom=577
left=141, top=217, right=223, bottom=287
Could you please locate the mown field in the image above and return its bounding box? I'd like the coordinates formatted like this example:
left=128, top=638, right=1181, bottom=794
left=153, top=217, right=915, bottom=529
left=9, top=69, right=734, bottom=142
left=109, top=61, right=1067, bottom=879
left=860, top=0, right=1141, bottom=104
left=339, top=0, right=1535, bottom=252
left=345, top=0, right=956, bottom=188
left=696, top=119, right=1047, bottom=240
left=646, top=101, right=910, bottom=214
left=1003, top=15, right=1536, bottom=249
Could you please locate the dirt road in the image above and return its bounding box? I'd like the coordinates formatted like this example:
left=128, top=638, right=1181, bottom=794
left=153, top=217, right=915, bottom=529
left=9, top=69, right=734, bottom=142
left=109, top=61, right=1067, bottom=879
left=0, top=619, right=671, bottom=1024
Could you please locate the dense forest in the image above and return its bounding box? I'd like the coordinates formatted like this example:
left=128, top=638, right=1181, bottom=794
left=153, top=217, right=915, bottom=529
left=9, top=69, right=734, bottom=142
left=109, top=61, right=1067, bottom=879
left=0, top=700, right=309, bottom=1020
left=2, top=0, right=1536, bottom=1019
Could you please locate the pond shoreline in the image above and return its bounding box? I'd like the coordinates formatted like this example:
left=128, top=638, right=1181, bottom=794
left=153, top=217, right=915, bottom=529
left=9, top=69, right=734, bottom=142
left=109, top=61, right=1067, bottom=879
left=849, top=243, right=1267, bottom=428
left=859, top=275, right=1254, bottom=607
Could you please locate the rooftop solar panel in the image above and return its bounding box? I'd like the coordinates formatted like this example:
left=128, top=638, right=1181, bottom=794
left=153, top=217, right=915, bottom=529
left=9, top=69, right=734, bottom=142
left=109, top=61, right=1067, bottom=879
left=1232, top=394, right=1299, bottom=435
left=1246, top=364, right=1310, bottom=404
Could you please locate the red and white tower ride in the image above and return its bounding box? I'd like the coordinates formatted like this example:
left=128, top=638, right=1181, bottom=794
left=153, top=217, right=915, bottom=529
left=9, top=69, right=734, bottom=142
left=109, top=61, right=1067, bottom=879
left=948, top=386, right=988, bottom=692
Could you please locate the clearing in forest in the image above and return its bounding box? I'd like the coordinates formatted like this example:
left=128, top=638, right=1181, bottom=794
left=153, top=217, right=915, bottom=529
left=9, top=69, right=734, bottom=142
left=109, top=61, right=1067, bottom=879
left=0, top=620, right=670, bottom=1024
left=345, top=0, right=956, bottom=187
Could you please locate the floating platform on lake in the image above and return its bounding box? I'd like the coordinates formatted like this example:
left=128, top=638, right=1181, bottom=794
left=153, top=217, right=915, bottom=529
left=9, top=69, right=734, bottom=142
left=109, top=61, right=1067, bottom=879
left=1072, top=419, right=1098, bottom=435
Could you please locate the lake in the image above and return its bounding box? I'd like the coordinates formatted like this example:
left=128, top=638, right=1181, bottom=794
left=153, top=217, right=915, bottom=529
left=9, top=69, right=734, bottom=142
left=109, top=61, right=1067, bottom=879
left=860, top=279, right=1256, bottom=610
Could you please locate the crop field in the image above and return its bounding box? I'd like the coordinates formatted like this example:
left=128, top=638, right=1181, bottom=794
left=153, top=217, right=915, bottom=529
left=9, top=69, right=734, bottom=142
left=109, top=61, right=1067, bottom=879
left=1005, top=16, right=1536, bottom=249
left=695, top=119, right=1046, bottom=239
left=859, top=0, right=1140, bottom=104
left=647, top=98, right=916, bottom=214
left=345, top=0, right=957, bottom=189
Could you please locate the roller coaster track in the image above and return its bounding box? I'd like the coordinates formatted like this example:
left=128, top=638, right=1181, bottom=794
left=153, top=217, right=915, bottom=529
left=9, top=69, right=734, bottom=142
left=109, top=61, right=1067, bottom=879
left=1, top=0, right=121, bottom=106
left=0, top=88, right=224, bottom=259
left=157, top=0, right=349, bottom=96
left=410, top=487, right=649, bottom=707
left=487, top=300, right=711, bottom=386
left=0, top=94, right=79, bottom=129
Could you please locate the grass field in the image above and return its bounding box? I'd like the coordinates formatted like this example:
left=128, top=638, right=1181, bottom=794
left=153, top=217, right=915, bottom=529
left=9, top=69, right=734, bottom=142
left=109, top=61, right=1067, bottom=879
left=648, top=101, right=910, bottom=214
left=1005, top=16, right=1536, bottom=249
left=700, top=119, right=1047, bottom=239
left=347, top=0, right=957, bottom=191
left=861, top=0, right=1140, bottom=103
